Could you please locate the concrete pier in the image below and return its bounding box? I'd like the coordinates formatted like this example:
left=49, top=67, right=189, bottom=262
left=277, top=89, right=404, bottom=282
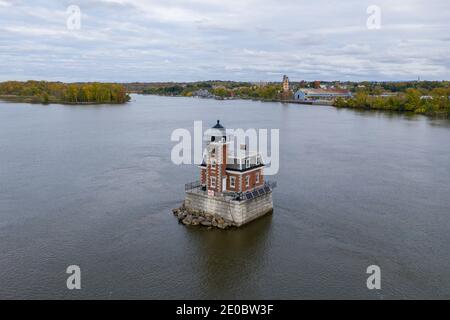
left=184, top=190, right=273, bottom=227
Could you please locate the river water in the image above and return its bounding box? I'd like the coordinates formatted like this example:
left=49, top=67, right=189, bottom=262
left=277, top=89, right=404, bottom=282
left=1, top=94, right=449, bottom=299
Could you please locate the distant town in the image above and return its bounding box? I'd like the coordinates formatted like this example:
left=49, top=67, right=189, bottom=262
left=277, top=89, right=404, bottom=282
left=126, top=76, right=450, bottom=117
left=1, top=77, right=450, bottom=117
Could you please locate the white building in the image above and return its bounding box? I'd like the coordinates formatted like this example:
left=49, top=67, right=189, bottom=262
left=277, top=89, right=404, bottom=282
left=294, top=88, right=352, bottom=101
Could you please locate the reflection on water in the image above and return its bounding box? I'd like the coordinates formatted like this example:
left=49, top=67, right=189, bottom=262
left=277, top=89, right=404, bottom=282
left=186, top=214, right=273, bottom=294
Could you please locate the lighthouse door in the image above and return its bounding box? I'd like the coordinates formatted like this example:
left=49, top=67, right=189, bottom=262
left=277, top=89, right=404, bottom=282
left=222, top=177, right=227, bottom=192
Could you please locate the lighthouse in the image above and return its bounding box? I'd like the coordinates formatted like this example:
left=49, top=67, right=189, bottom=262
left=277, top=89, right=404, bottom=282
left=181, top=120, right=274, bottom=228
left=200, top=120, right=265, bottom=197
left=203, top=120, right=228, bottom=196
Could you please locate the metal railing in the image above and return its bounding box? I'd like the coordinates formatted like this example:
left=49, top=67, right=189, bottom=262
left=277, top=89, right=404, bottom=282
left=185, top=180, right=202, bottom=191
left=185, top=180, right=276, bottom=202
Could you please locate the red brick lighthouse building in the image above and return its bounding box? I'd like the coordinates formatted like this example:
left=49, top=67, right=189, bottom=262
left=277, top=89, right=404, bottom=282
left=183, top=120, right=274, bottom=227
left=199, top=120, right=265, bottom=197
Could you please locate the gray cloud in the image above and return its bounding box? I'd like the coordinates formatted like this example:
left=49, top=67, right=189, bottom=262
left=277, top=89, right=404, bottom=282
left=0, top=0, right=449, bottom=82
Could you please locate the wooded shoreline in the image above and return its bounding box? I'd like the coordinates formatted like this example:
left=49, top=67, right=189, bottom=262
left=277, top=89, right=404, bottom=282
left=130, top=79, right=450, bottom=118
left=0, top=94, right=128, bottom=105
left=2, top=80, right=450, bottom=118
left=0, top=81, right=130, bottom=104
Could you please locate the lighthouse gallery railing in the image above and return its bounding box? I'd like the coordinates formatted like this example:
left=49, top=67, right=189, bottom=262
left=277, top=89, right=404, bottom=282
left=185, top=180, right=276, bottom=202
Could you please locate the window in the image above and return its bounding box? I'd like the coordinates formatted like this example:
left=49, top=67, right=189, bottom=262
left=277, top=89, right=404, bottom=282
left=245, top=159, right=250, bottom=168
left=211, top=159, right=216, bottom=169
left=256, top=156, right=260, bottom=165
left=245, top=175, right=250, bottom=187
left=230, top=176, right=236, bottom=188
left=256, top=172, right=260, bottom=183
left=210, top=177, right=216, bottom=188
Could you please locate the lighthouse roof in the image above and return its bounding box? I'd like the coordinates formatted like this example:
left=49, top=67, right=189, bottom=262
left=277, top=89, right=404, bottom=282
left=204, top=120, right=227, bottom=142
left=212, top=120, right=224, bottom=129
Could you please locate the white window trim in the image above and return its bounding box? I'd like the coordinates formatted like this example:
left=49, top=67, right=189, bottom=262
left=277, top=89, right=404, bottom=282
left=210, top=176, right=216, bottom=188
left=256, top=172, right=260, bottom=183
left=230, top=176, right=236, bottom=188
left=245, top=175, right=250, bottom=187
left=245, top=159, right=250, bottom=168
left=211, top=159, right=216, bottom=169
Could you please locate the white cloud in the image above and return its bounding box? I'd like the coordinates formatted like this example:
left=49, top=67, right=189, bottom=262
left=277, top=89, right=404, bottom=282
left=0, top=0, right=449, bottom=81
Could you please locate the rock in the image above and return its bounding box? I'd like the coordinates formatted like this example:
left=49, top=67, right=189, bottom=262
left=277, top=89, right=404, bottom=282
left=201, top=220, right=211, bottom=226
left=176, top=208, right=234, bottom=229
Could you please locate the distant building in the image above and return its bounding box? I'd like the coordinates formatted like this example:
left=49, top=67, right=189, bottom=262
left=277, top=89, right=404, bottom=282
left=374, top=93, right=398, bottom=98
left=294, top=88, right=352, bottom=102
left=298, top=80, right=307, bottom=88
left=313, top=80, right=321, bottom=89
left=192, top=89, right=213, bottom=98
left=282, top=75, right=290, bottom=92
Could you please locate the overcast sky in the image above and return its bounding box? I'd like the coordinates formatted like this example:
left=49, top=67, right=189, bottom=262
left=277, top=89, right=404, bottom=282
left=1, top=0, right=449, bottom=82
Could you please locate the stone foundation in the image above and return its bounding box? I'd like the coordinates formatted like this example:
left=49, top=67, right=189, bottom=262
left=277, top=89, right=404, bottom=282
left=184, top=191, right=273, bottom=227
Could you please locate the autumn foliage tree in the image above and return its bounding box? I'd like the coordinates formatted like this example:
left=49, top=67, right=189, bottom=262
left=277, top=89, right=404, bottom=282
left=0, top=81, right=130, bottom=104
